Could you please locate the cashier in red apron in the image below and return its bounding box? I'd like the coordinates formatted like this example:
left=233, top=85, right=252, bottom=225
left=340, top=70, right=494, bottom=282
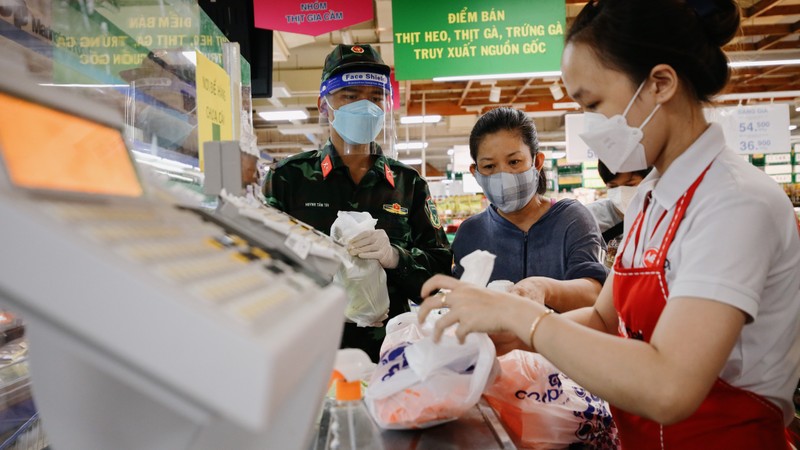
left=416, top=1, right=800, bottom=449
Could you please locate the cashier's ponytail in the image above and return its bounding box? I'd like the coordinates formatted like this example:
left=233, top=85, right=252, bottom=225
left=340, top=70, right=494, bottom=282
left=566, top=0, right=740, bottom=102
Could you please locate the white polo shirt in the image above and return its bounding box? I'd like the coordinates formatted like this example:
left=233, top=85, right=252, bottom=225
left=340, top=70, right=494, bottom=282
left=619, top=123, right=800, bottom=424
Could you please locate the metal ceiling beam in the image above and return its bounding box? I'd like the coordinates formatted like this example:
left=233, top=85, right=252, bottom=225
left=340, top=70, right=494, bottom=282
left=457, top=80, right=473, bottom=107
left=508, top=78, right=535, bottom=105
left=740, top=64, right=798, bottom=86
left=407, top=99, right=560, bottom=116
left=744, top=0, right=782, bottom=18
left=740, top=23, right=796, bottom=36
left=733, top=74, right=800, bottom=86
left=756, top=5, right=800, bottom=16
left=726, top=39, right=799, bottom=51
left=756, top=33, right=789, bottom=50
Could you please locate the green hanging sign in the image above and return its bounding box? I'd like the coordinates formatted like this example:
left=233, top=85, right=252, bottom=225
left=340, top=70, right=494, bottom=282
left=392, top=0, right=566, bottom=80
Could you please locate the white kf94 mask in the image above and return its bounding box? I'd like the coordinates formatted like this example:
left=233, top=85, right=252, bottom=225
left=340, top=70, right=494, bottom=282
left=579, top=81, right=660, bottom=174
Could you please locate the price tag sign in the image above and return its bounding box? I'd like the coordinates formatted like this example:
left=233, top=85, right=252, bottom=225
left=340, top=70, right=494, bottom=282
left=706, top=104, right=790, bottom=155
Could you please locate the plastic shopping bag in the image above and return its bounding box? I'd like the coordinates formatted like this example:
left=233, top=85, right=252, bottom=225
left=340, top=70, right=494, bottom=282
left=364, top=312, right=497, bottom=430
left=330, top=211, right=390, bottom=327
left=483, top=350, right=619, bottom=450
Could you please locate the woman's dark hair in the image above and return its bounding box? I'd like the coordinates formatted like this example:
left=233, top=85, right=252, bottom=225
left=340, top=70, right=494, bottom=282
left=597, top=160, right=652, bottom=185
left=566, top=0, right=740, bottom=102
left=469, top=107, right=547, bottom=195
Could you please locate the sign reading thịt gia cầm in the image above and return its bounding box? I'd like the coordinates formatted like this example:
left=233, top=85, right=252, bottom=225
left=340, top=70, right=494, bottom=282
left=253, top=0, right=374, bottom=36
left=391, top=0, right=566, bottom=81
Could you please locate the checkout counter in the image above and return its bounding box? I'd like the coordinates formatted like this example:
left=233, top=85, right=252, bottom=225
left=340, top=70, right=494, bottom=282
left=311, top=398, right=517, bottom=450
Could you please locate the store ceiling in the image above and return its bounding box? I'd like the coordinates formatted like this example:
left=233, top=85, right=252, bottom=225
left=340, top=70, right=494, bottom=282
left=255, top=0, right=800, bottom=173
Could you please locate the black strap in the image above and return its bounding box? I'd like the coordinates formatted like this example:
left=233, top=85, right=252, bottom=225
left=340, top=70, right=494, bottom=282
left=602, top=221, right=624, bottom=244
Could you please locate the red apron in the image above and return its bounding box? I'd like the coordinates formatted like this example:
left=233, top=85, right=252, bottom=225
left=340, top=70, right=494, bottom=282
left=611, top=167, right=789, bottom=450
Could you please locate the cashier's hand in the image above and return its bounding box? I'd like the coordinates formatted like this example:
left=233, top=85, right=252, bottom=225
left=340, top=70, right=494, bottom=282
left=419, top=275, right=545, bottom=344
left=349, top=230, right=400, bottom=269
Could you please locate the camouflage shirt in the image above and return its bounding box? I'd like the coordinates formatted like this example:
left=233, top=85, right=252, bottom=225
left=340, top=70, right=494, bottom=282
left=263, top=141, right=452, bottom=361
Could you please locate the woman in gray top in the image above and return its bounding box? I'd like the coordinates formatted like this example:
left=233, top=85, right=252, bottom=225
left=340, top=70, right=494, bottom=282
left=452, top=107, right=607, bottom=313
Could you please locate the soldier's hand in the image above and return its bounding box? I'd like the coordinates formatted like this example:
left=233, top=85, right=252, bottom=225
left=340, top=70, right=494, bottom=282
left=349, top=229, right=399, bottom=269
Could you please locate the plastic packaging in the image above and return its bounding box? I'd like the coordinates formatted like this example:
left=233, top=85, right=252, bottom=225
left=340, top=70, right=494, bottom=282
left=364, top=312, right=497, bottom=430
left=483, top=350, right=619, bottom=449
left=362, top=249, right=501, bottom=430
left=330, top=211, right=390, bottom=327
left=487, top=280, right=513, bottom=292
left=459, top=250, right=496, bottom=287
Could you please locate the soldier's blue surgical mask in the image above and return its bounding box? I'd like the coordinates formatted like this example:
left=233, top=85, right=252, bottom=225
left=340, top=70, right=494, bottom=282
left=326, top=98, right=385, bottom=145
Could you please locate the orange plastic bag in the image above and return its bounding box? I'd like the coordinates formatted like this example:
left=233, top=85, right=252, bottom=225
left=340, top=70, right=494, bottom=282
left=483, top=350, right=619, bottom=449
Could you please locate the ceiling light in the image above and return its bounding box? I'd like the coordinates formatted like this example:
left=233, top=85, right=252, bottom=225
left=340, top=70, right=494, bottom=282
left=39, top=83, right=129, bottom=88
left=400, top=115, right=442, bottom=124
left=549, top=83, right=564, bottom=101
left=714, top=90, right=800, bottom=102
left=272, top=82, right=292, bottom=98
left=538, top=141, right=567, bottom=147
left=489, top=86, right=501, bottom=103
left=790, top=125, right=798, bottom=131
left=433, top=71, right=563, bottom=82
left=431, top=57, right=800, bottom=83
left=553, top=102, right=580, bottom=110
left=400, top=158, right=423, bottom=165
left=728, top=58, right=800, bottom=69
left=527, top=111, right=566, bottom=118
left=257, top=143, right=304, bottom=149
left=277, top=124, right=325, bottom=135
left=396, top=142, right=428, bottom=150
left=258, top=110, right=309, bottom=121
left=542, top=150, right=567, bottom=159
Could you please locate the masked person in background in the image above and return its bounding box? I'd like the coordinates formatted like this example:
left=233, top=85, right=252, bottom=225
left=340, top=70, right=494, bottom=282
left=418, top=1, right=800, bottom=448
left=451, top=107, right=606, bottom=313
left=587, top=161, right=651, bottom=243
left=587, top=161, right=652, bottom=267
left=263, top=44, right=452, bottom=362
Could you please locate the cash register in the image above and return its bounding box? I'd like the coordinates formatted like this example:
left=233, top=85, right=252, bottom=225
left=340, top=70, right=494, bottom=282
left=0, top=75, right=346, bottom=449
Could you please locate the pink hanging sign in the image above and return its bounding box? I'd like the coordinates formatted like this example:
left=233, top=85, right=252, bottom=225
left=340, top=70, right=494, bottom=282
left=254, top=0, right=374, bottom=36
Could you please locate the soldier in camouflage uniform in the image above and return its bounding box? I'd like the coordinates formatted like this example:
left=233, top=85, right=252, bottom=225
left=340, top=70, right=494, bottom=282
left=263, top=44, right=452, bottom=362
